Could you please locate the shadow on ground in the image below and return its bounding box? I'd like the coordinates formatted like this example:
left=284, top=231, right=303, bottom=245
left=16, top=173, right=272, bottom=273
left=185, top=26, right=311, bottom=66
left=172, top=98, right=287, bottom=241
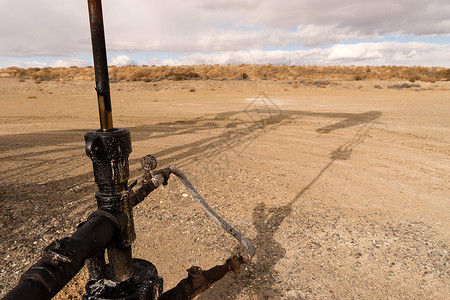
left=0, top=105, right=381, bottom=297
left=197, top=119, right=379, bottom=299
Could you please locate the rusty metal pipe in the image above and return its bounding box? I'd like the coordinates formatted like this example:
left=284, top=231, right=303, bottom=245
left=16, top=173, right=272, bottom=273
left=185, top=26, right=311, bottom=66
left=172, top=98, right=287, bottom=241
left=159, top=256, right=247, bottom=300
left=87, top=0, right=113, bottom=131
left=130, top=167, right=172, bottom=206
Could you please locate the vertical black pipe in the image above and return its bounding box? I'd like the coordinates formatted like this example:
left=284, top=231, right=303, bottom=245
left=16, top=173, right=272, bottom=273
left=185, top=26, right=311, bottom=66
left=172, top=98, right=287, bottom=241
left=87, top=0, right=113, bottom=131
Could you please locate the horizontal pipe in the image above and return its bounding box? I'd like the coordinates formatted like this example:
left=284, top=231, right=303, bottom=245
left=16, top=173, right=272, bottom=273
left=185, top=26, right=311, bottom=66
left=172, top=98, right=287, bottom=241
left=130, top=168, right=171, bottom=206
left=2, top=168, right=170, bottom=300
left=2, top=214, right=118, bottom=300
left=159, top=256, right=246, bottom=300
left=2, top=278, right=48, bottom=300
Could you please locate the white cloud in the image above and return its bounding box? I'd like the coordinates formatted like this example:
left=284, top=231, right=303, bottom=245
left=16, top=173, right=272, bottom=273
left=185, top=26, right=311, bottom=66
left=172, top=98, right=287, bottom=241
left=326, top=44, right=383, bottom=61
left=3, top=58, right=90, bottom=69
left=197, top=0, right=262, bottom=12
left=0, top=1, right=449, bottom=66
left=110, top=55, right=137, bottom=66
left=4, top=43, right=449, bottom=68
left=0, top=0, right=90, bottom=56
left=52, top=58, right=91, bottom=68
left=150, top=42, right=450, bottom=67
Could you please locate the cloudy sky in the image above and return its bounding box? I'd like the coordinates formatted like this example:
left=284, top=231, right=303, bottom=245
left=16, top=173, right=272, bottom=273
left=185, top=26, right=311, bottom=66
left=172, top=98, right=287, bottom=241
left=0, top=0, right=449, bottom=68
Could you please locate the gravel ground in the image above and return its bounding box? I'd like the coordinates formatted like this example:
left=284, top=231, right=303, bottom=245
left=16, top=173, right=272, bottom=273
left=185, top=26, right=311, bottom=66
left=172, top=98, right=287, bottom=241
left=0, top=78, right=449, bottom=299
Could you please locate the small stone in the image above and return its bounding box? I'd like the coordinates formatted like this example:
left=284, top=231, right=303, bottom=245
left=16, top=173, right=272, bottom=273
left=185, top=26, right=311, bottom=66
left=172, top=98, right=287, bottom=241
left=182, top=193, right=189, bottom=197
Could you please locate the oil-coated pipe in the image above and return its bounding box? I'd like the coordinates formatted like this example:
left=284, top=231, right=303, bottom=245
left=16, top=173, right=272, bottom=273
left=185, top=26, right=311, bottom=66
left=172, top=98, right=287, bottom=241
left=2, top=215, right=118, bottom=300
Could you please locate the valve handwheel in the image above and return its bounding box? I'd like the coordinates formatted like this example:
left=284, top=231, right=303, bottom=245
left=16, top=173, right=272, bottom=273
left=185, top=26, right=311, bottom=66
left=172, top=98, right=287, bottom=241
left=141, top=155, right=158, bottom=171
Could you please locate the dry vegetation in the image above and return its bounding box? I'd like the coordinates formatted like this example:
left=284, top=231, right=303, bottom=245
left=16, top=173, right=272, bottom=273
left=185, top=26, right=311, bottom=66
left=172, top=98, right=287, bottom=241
left=1, top=65, right=449, bottom=83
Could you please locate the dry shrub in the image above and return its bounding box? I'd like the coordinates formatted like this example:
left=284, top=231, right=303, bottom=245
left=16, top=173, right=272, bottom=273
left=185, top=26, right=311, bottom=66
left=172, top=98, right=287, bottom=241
left=387, top=83, right=421, bottom=89
left=0, top=65, right=449, bottom=83
left=437, top=69, right=450, bottom=81
left=420, top=75, right=437, bottom=83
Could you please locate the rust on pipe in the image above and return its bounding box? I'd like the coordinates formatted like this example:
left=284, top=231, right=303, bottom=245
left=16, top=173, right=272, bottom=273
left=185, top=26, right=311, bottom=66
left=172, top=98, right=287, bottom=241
left=159, top=255, right=247, bottom=300
left=87, top=0, right=113, bottom=131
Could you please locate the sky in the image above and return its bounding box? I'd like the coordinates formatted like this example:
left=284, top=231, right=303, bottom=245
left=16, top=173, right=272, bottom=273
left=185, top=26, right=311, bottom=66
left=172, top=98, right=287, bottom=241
left=0, top=0, right=449, bottom=68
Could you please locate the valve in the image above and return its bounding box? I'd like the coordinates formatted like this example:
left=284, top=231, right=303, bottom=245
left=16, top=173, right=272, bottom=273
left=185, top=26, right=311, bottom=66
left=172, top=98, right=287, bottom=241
left=141, top=155, right=157, bottom=181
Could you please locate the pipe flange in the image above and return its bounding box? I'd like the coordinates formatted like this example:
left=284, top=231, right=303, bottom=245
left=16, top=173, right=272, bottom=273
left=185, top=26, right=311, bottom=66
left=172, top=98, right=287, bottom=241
left=87, top=209, right=126, bottom=234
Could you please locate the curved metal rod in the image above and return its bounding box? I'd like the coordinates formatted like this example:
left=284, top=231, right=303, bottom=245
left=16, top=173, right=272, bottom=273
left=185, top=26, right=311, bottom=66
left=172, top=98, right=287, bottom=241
left=169, top=166, right=255, bottom=260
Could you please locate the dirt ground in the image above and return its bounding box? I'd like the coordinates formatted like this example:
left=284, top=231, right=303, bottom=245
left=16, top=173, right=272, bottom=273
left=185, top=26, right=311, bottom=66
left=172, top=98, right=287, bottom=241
left=0, top=78, right=449, bottom=299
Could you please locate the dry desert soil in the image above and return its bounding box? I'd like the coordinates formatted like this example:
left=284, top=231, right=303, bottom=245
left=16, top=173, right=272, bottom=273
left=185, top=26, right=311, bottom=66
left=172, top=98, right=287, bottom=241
left=0, top=78, right=449, bottom=299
